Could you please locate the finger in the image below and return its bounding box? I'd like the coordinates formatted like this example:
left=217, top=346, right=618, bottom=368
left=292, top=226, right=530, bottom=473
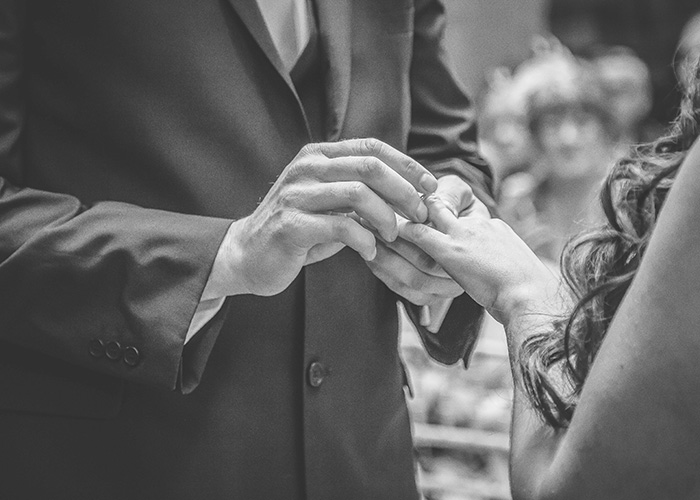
left=305, top=241, right=345, bottom=265
left=292, top=212, right=377, bottom=261
left=434, top=175, right=475, bottom=216
left=310, top=156, right=429, bottom=223
left=378, top=234, right=451, bottom=278
left=423, top=195, right=459, bottom=234
left=291, top=182, right=398, bottom=241
left=396, top=217, right=449, bottom=256
left=314, top=138, right=438, bottom=195
left=367, top=243, right=463, bottom=299
left=460, top=196, right=492, bottom=220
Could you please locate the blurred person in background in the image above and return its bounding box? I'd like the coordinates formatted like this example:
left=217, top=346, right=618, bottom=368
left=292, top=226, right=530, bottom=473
left=399, top=56, right=700, bottom=500
left=593, top=46, right=656, bottom=143
left=492, top=40, right=620, bottom=263
left=478, top=68, right=536, bottom=181
left=548, top=0, right=698, bottom=125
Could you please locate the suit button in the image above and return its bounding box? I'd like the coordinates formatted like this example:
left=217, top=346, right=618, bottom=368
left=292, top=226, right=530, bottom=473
left=88, top=339, right=105, bottom=358
left=307, top=361, right=327, bottom=388
left=123, top=346, right=141, bottom=367
left=105, top=341, right=122, bottom=361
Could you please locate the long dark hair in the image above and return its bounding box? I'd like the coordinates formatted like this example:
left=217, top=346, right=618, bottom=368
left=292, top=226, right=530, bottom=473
left=518, top=60, right=700, bottom=428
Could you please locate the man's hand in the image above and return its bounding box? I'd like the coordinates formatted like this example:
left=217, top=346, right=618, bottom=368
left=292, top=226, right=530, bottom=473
left=203, top=138, right=438, bottom=298
left=364, top=174, right=490, bottom=307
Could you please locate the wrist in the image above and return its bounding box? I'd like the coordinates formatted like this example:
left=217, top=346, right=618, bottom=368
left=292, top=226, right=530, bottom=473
left=495, top=267, right=564, bottom=328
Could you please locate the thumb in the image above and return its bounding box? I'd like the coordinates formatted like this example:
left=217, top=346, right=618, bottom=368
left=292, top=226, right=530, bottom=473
left=434, top=174, right=474, bottom=216
left=423, top=195, right=459, bottom=234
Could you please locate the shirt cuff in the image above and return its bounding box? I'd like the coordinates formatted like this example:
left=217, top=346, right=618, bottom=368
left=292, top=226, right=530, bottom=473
left=185, top=297, right=227, bottom=343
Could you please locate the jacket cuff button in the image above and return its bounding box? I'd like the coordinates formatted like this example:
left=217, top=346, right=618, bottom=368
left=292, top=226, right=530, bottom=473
left=123, top=346, right=141, bottom=367
left=88, top=339, right=105, bottom=358
left=105, top=341, right=123, bottom=361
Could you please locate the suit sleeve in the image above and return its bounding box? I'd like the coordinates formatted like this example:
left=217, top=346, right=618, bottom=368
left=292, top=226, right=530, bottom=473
left=0, top=1, right=231, bottom=392
left=405, top=0, right=495, bottom=367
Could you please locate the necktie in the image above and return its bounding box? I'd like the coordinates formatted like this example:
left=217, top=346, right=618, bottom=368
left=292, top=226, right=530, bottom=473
left=256, top=0, right=312, bottom=73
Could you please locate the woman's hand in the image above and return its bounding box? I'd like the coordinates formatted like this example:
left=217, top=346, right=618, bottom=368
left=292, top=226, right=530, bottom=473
left=363, top=175, right=484, bottom=308
left=398, top=195, right=559, bottom=325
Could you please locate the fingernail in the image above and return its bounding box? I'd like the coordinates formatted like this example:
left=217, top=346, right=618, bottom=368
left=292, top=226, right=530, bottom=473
left=364, top=246, right=377, bottom=261
left=419, top=174, right=438, bottom=194
left=382, top=228, right=398, bottom=242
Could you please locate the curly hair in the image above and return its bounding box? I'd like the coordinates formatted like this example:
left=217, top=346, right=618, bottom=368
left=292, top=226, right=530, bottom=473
left=518, top=59, right=700, bottom=428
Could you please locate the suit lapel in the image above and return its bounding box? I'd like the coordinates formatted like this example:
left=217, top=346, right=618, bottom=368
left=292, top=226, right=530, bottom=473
left=225, top=0, right=296, bottom=91
left=226, top=0, right=352, bottom=141
left=315, top=0, right=351, bottom=141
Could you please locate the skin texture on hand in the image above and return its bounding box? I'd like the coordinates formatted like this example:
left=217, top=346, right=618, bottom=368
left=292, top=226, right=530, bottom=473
left=203, top=138, right=438, bottom=299
left=364, top=174, right=491, bottom=307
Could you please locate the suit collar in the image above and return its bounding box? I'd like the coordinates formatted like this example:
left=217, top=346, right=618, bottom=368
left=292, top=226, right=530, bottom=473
left=226, top=0, right=352, bottom=141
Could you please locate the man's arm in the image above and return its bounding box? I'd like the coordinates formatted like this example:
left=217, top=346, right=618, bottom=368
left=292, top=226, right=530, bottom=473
left=0, top=3, right=233, bottom=392
left=0, top=180, right=233, bottom=391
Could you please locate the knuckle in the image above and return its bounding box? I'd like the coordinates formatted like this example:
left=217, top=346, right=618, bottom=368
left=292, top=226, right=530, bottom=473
left=459, top=186, right=475, bottom=209
left=300, top=143, right=320, bottom=157
left=333, top=217, right=352, bottom=239
left=462, top=183, right=475, bottom=197
left=281, top=211, right=305, bottom=233
left=460, top=221, right=479, bottom=237
left=405, top=159, right=421, bottom=175
left=279, top=187, right=301, bottom=208
left=285, top=160, right=306, bottom=180
left=358, top=137, right=382, bottom=156
left=359, top=156, right=381, bottom=179
left=346, top=181, right=366, bottom=203
left=289, top=155, right=322, bottom=181
left=412, top=223, right=431, bottom=239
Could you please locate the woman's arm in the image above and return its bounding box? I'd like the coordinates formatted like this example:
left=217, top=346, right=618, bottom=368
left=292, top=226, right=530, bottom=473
left=511, top=137, right=700, bottom=500
left=400, top=137, right=700, bottom=498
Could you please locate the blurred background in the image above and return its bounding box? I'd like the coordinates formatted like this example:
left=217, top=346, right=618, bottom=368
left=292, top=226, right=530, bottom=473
left=402, top=1, right=700, bottom=498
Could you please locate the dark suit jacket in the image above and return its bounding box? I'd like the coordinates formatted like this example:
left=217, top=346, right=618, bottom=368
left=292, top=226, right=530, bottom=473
left=0, top=0, right=493, bottom=498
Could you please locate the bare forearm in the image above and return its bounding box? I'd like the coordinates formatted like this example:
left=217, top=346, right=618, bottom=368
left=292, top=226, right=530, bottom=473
left=505, top=317, right=566, bottom=500
left=498, top=277, right=572, bottom=499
